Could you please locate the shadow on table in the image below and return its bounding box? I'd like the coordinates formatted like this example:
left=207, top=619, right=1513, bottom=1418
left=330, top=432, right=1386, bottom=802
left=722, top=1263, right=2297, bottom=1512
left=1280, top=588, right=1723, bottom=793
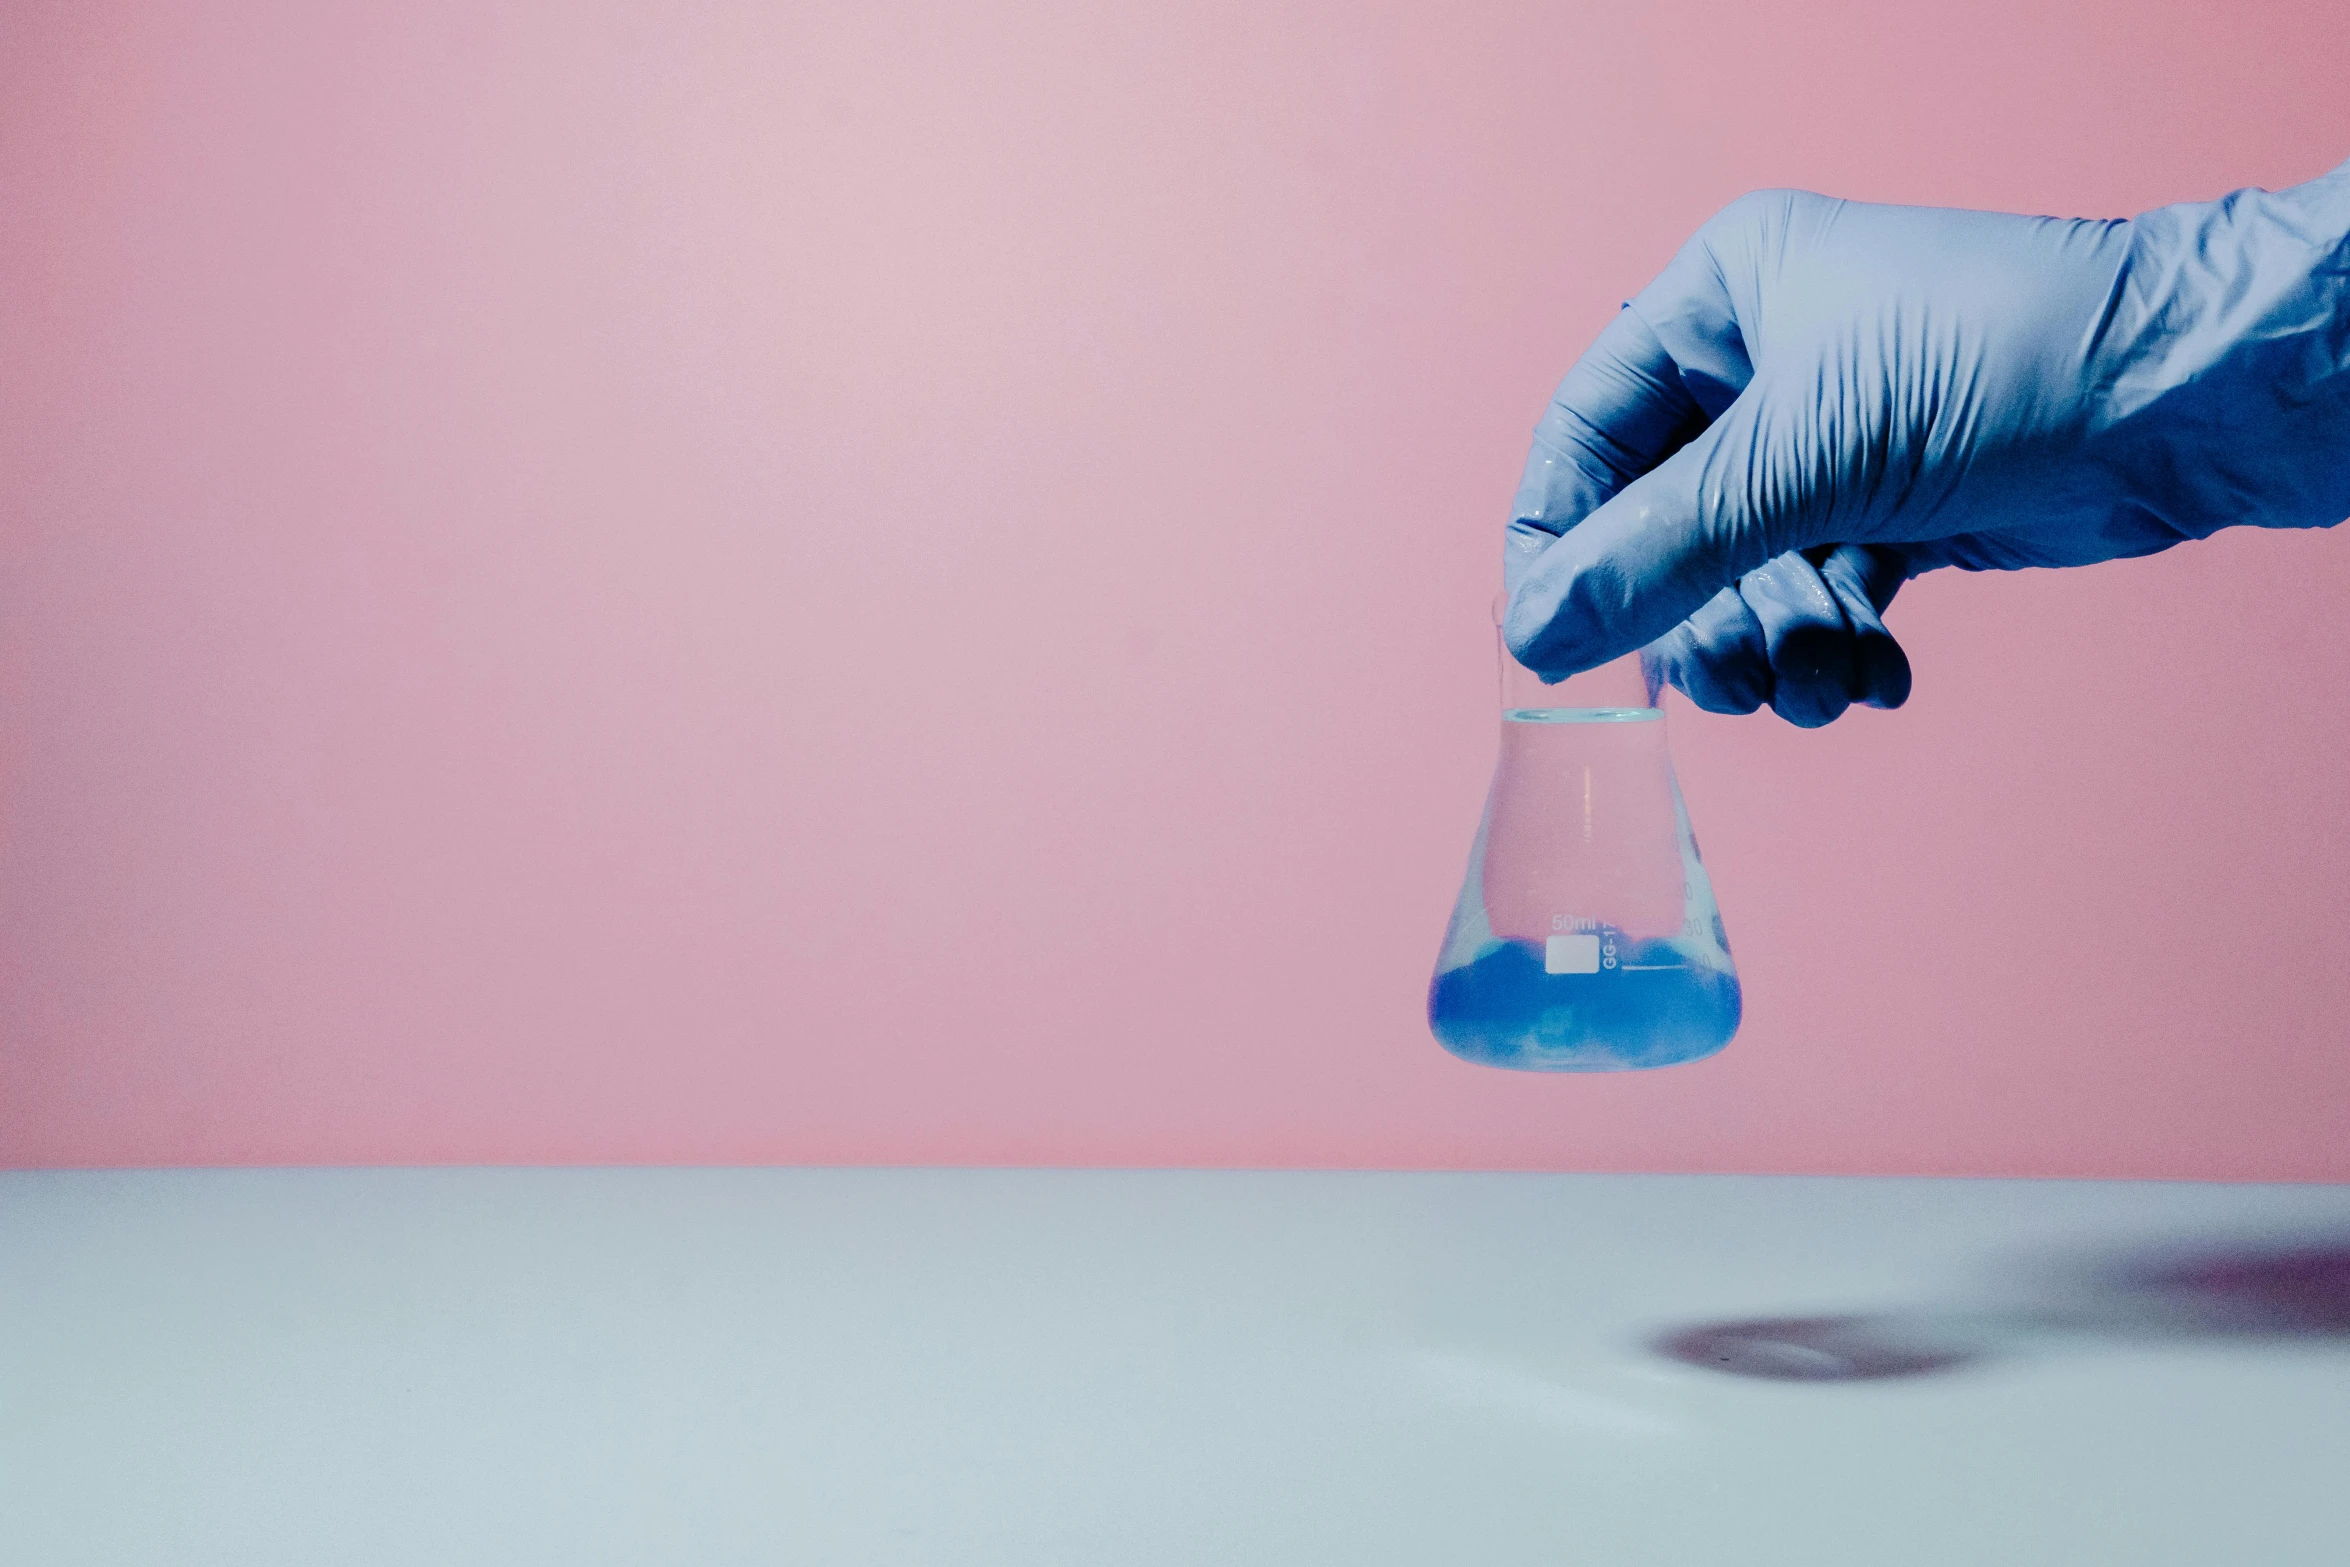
left=1650, top=1234, right=2350, bottom=1382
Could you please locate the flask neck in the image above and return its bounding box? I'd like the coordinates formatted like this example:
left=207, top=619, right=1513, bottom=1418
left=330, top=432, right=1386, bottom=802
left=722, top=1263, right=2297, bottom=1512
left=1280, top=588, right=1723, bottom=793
left=1496, top=626, right=1658, bottom=718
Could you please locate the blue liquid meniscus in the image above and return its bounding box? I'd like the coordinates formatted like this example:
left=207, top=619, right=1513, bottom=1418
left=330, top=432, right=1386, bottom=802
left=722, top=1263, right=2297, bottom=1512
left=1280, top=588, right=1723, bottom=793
left=1428, top=935, right=1740, bottom=1070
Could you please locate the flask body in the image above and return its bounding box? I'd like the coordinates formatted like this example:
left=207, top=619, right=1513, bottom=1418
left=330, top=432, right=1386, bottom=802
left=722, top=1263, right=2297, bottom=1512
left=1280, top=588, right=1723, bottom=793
left=1429, top=641, right=1739, bottom=1071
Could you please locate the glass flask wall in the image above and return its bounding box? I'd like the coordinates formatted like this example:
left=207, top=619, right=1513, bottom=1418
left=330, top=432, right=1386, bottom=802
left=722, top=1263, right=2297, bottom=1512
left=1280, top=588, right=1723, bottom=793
left=1428, top=620, right=1740, bottom=1071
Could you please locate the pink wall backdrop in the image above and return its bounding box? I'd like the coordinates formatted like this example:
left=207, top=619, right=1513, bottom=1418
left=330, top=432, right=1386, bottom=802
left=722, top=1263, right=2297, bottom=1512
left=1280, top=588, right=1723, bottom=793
left=5, top=0, right=2349, bottom=1177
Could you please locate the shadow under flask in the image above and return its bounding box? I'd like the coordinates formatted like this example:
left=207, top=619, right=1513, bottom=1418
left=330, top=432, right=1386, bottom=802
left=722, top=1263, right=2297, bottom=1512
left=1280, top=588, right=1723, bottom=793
left=1428, top=607, right=1740, bottom=1071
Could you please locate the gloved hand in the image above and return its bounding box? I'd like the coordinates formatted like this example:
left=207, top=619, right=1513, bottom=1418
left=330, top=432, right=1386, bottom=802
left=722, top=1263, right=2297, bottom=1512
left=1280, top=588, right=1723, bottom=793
left=1504, top=158, right=2350, bottom=726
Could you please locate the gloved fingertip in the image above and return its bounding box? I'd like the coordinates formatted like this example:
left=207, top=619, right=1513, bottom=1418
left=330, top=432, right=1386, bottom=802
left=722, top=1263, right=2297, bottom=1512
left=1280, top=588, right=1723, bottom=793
left=1815, top=545, right=1914, bottom=711
left=1693, top=683, right=1769, bottom=716
left=1762, top=616, right=1856, bottom=722
left=1855, top=632, right=1914, bottom=709
left=1769, top=675, right=1852, bottom=729
left=1657, top=591, right=1772, bottom=714
left=1677, top=655, right=1769, bottom=714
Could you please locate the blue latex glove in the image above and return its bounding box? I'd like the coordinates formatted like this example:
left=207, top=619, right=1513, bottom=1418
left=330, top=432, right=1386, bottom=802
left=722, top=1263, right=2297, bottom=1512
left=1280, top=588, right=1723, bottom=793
left=1504, top=159, right=2350, bottom=726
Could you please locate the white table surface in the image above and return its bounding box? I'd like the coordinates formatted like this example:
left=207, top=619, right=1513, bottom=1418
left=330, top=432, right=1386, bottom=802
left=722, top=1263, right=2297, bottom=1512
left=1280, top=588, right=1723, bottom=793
left=5, top=1169, right=2348, bottom=1565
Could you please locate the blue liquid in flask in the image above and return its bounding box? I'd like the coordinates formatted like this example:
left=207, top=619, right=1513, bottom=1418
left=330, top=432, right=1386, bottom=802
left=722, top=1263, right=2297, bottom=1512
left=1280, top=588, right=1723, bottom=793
left=1429, top=703, right=1741, bottom=1071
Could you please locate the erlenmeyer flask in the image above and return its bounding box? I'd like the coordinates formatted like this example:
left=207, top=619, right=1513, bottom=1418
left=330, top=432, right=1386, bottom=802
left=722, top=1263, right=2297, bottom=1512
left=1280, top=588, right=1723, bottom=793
left=1429, top=602, right=1740, bottom=1070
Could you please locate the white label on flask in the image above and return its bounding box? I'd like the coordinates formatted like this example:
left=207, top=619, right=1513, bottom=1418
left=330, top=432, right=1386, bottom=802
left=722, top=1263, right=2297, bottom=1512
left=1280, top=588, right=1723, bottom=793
left=1545, top=934, right=1601, bottom=975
